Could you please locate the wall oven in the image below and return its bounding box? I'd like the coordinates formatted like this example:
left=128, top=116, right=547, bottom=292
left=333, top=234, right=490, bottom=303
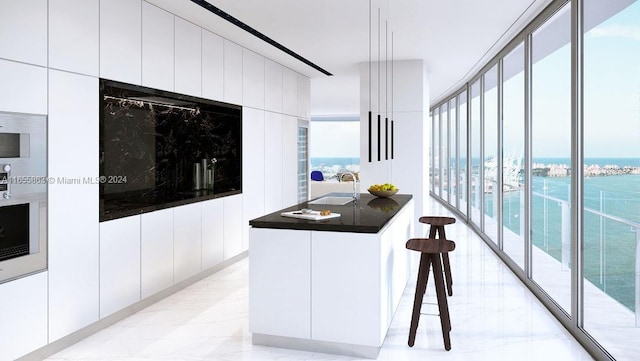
left=0, top=111, right=47, bottom=284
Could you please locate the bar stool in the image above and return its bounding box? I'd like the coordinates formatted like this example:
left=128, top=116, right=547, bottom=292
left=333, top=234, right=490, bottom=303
left=419, top=216, right=456, bottom=296
left=406, top=238, right=456, bottom=351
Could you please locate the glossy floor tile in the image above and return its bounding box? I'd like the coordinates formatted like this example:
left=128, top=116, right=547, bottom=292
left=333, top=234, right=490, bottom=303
left=46, top=200, right=594, bottom=361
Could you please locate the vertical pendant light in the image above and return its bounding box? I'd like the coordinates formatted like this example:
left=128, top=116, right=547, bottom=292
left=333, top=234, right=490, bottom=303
left=385, top=20, right=389, bottom=161
left=391, top=31, right=395, bottom=160
left=368, top=0, right=372, bottom=163
left=377, top=7, right=381, bottom=162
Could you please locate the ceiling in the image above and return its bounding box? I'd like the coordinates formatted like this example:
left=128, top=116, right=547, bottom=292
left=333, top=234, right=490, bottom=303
left=146, top=0, right=554, bottom=116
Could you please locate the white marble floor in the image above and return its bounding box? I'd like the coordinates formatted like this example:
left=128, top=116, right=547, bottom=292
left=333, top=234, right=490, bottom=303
left=46, top=200, right=595, bottom=361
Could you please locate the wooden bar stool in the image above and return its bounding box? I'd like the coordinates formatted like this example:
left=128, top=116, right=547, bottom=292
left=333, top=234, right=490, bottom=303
left=406, top=238, right=456, bottom=351
left=419, top=216, right=456, bottom=296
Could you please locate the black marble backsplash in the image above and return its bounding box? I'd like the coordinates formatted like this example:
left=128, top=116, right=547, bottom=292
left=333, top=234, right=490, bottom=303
left=99, top=79, right=242, bottom=221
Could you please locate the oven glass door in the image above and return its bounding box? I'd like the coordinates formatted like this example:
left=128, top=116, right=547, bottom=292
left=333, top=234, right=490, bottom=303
left=0, top=203, right=30, bottom=262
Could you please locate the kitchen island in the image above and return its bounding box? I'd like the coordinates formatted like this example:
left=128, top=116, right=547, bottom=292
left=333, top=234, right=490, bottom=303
left=248, top=193, right=415, bottom=358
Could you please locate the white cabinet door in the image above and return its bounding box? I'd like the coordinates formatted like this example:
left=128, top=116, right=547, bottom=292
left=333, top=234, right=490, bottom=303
left=282, top=115, right=298, bottom=207
left=141, top=208, right=174, bottom=299
left=100, top=0, right=142, bottom=84
left=99, top=216, right=141, bottom=319
left=223, top=194, right=243, bottom=259
left=202, top=29, right=224, bottom=101
left=249, top=228, right=311, bottom=339
left=202, top=198, right=224, bottom=269
left=142, top=2, right=174, bottom=92
left=297, top=74, right=311, bottom=119
left=0, top=272, right=48, bottom=361
left=242, top=49, right=264, bottom=109
left=311, top=231, right=382, bottom=347
left=174, top=203, right=202, bottom=283
left=223, top=40, right=242, bottom=105
left=49, top=0, right=99, bottom=76
left=264, top=112, right=283, bottom=213
left=242, top=108, right=265, bottom=251
left=0, top=0, right=47, bottom=66
left=264, top=59, right=283, bottom=113
left=175, top=17, right=201, bottom=97
left=0, top=59, right=47, bottom=115
left=282, top=67, right=298, bottom=116
left=48, top=71, right=99, bottom=342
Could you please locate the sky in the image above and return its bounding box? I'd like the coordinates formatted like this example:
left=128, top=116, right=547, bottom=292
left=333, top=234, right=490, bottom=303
left=310, top=121, right=360, bottom=158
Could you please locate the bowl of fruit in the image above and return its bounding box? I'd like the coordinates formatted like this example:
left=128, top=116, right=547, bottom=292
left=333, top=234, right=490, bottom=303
left=368, top=183, right=398, bottom=198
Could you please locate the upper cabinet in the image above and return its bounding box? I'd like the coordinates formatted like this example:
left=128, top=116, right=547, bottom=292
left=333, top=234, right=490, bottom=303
left=224, top=40, right=243, bottom=105
left=202, top=29, right=224, bottom=102
left=0, top=59, right=47, bottom=115
left=0, top=0, right=47, bottom=66
left=297, top=74, right=311, bottom=119
left=175, top=17, right=202, bottom=97
left=264, top=59, right=283, bottom=113
left=49, top=0, right=99, bottom=76
left=282, top=67, right=298, bottom=116
left=142, top=2, right=174, bottom=92
left=242, top=49, right=265, bottom=109
left=100, top=0, right=142, bottom=84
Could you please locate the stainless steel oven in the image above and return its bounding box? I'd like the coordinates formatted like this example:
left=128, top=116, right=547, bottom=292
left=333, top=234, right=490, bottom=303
left=0, top=111, right=47, bottom=284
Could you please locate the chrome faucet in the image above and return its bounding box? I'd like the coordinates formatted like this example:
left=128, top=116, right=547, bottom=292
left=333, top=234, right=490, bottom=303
left=340, top=172, right=358, bottom=202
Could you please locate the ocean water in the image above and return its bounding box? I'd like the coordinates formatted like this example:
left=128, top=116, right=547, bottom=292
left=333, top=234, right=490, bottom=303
left=498, top=172, right=640, bottom=311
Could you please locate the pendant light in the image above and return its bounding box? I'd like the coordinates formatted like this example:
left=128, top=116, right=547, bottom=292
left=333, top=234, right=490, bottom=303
left=391, top=30, right=394, bottom=160
left=368, top=0, right=372, bottom=163
left=377, top=6, right=381, bottom=162
left=385, top=20, right=389, bottom=161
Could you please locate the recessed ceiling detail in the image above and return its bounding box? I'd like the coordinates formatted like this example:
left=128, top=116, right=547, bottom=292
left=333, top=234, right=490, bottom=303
left=190, top=0, right=333, bottom=76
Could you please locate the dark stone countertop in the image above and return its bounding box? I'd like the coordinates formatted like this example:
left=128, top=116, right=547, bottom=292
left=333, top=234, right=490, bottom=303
left=249, top=192, right=413, bottom=233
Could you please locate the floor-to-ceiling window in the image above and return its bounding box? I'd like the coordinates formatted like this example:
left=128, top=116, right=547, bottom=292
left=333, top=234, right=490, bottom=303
left=430, top=110, right=434, bottom=194
left=458, top=90, right=468, bottom=215
left=582, top=0, right=640, bottom=357
left=484, top=65, right=499, bottom=243
left=434, top=108, right=440, bottom=197
left=470, top=80, right=482, bottom=227
left=441, top=103, right=449, bottom=199
left=429, top=1, right=640, bottom=358
left=449, top=97, right=457, bottom=207
left=530, top=3, right=572, bottom=313
left=503, top=43, right=526, bottom=269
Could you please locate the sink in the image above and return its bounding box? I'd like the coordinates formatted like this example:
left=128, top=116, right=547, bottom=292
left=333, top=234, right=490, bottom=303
left=308, top=196, right=354, bottom=205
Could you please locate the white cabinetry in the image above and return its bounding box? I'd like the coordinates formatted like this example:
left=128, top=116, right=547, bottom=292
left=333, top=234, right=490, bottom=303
left=202, top=198, right=224, bottom=269
left=49, top=0, right=99, bottom=76
left=0, top=0, right=47, bottom=66
left=48, top=71, right=99, bottom=342
left=249, top=228, right=311, bottom=339
left=282, top=115, right=298, bottom=207
left=174, top=203, right=203, bottom=283
left=142, top=2, right=174, bottom=91
left=264, top=59, right=283, bottom=113
left=223, top=194, right=243, bottom=258
left=0, top=272, right=48, bottom=361
left=282, top=67, right=298, bottom=116
left=175, top=17, right=201, bottom=97
left=141, top=208, right=174, bottom=299
left=202, top=29, right=224, bottom=101
left=99, top=216, right=141, bottom=319
left=99, top=0, right=142, bottom=84
left=297, top=74, right=310, bottom=119
left=242, top=49, right=264, bottom=109
left=242, top=108, right=265, bottom=251
left=0, top=59, right=47, bottom=114
left=249, top=201, right=414, bottom=356
left=223, top=40, right=242, bottom=105
left=264, top=112, right=283, bottom=213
